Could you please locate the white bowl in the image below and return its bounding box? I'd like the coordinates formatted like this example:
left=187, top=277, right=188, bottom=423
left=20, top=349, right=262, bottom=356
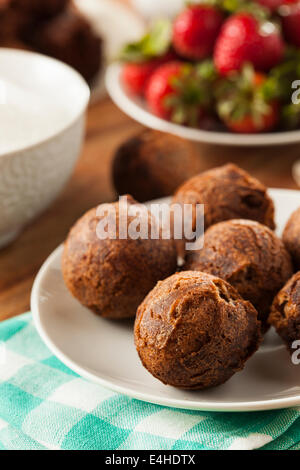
left=0, top=49, right=90, bottom=248
left=106, top=63, right=300, bottom=147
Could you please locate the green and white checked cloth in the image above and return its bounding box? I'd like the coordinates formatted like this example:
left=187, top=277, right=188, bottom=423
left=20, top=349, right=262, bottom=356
left=0, top=313, right=300, bottom=451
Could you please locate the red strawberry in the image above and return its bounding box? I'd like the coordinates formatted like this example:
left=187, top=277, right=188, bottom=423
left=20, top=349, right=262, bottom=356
left=280, top=1, right=300, bottom=47
left=214, top=13, right=285, bottom=76
left=258, top=22, right=286, bottom=70
left=226, top=102, right=278, bottom=132
left=216, top=66, right=279, bottom=133
left=145, top=61, right=214, bottom=125
left=122, top=52, right=175, bottom=96
left=120, top=19, right=175, bottom=96
left=173, top=5, right=223, bottom=60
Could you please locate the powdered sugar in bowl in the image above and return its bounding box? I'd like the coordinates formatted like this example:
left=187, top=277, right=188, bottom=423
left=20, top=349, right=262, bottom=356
left=0, top=49, right=90, bottom=248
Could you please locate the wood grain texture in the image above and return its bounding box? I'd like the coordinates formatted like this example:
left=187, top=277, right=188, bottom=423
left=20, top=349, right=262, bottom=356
left=0, top=0, right=299, bottom=321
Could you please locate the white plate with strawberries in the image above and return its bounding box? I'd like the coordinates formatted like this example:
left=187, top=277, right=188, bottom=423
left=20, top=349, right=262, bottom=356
left=106, top=1, right=300, bottom=146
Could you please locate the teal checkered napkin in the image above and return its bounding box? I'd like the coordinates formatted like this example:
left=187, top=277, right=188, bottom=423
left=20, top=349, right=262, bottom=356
left=0, top=313, right=300, bottom=450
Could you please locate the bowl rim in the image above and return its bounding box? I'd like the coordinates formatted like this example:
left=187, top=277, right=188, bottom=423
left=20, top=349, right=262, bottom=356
left=0, top=48, right=91, bottom=158
left=106, top=62, right=300, bottom=147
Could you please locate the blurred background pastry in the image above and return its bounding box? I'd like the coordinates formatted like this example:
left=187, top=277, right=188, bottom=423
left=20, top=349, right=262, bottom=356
left=112, top=129, right=205, bottom=202
left=12, top=0, right=69, bottom=17
left=26, top=3, right=102, bottom=83
left=0, top=0, right=102, bottom=83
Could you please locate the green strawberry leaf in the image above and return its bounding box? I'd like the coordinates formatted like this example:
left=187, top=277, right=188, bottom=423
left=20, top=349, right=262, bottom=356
left=163, top=63, right=216, bottom=127
left=186, top=0, right=245, bottom=13
left=119, top=19, right=172, bottom=63
left=216, top=64, right=274, bottom=126
left=190, top=0, right=270, bottom=17
left=281, top=103, right=300, bottom=129
left=195, top=60, right=218, bottom=81
left=268, top=49, right=300, bottom=102
left=221, top=0, right=242, bottom=13
left=260, top=76, right=281, bottom=101
left=236, top=1, right=269, bottom=20
left=186, top=0, right=220, bottom=7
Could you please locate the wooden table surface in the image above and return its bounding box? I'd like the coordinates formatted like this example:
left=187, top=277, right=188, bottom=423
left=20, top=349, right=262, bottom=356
left=0, top=1, right=300, bottom=322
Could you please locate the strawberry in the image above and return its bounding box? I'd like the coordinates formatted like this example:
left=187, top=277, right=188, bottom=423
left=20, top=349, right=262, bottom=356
left=224, top=102, right=278, bottom=132
left=120, top=19, right=175, bottom=96
left=122, top=53, right=175, bottom=96
left=280, top=1, right=300, bottom=47
left=259, top=23, right=286, bottom=70
left=172, top=5, right=223, bottom=60
left=216, top=65, right=279, bottom=133
left=214, top=13, right=285, bottom=76
left=145, top=61, right=216, bottom=125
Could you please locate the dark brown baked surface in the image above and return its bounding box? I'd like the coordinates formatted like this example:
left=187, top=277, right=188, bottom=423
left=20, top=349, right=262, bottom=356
left=135, top=271, right=261, bottom=390
left=62, top=196, right=177, bottom=320
left=25, top=5, right=102, bottom=83
left=269, top=271, right=300, bottom=353
left=184, top=219, right=293, bottom=329
left=171, top=163, right=275, bottom=257
left=12, top=0, right=68, bottom=17
left=0, top=1, right=31, bottom=40
left=283, top=207, right=300, bottom=271
left=112, top=130, right=204, bottom=202
left=0, top=1, right=102, bottom=83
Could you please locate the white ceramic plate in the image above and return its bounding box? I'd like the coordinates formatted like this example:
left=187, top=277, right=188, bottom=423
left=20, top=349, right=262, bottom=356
left=106, top=63, right=300, bottom=146
left=31, top=189, right=300, bottom=412
left=75, top=0, right=145, bottom=101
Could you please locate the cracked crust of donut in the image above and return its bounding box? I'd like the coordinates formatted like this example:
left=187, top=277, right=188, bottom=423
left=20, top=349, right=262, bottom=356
left=134, top=271, right=261, bottom=390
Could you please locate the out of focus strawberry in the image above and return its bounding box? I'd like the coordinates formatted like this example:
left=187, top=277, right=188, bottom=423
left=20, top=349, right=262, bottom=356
left=145, top=61, right=216, bottom=125
left=120, top=19, right=175, bottom=96
left=224, top=102, right=278, bottom=132
left=279, top=1, right=300, bottom=47
left=214, top=13, right=285, bottom=76
left=172, top=4, right=223, bottom=60
left=122, top=53, right=175, bottom=96
left=216, top=65, right=279, bottom=133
